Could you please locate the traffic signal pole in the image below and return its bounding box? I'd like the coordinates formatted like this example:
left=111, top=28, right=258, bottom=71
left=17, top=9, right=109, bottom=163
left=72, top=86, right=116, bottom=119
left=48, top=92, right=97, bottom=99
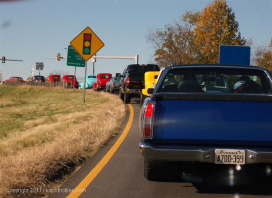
left=83, top=61, right=87, bottom=104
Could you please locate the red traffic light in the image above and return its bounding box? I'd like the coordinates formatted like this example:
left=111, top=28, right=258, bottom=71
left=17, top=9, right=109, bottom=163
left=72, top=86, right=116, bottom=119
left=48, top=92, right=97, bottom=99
left=83, top=33, right=91, bottom=55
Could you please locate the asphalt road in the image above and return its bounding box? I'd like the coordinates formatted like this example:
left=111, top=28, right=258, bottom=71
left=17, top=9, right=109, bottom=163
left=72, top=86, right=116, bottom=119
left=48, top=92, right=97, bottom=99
left=48, top=98, right=272, bottom=198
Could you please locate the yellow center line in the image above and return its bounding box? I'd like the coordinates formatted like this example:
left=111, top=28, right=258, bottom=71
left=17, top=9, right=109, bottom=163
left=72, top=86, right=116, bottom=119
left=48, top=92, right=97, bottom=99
left=66, top=104, right=134, bottom=198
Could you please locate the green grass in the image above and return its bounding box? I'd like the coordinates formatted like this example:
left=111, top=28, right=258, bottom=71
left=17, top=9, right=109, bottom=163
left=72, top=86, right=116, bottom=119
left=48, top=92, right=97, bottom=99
left=0, top=85, right=107, bottom=139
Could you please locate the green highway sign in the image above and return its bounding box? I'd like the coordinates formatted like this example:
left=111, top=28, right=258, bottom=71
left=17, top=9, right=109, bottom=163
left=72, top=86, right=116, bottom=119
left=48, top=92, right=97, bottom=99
left=67, top=45, right=86, bottom=67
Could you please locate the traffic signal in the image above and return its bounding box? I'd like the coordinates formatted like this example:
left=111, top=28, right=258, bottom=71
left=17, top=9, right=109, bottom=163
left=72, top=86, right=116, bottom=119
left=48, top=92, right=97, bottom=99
left=83, top=33, right=91, bottom=55
left=2, top=56, right=5, bottom=63
left=57, top=53, right=61, bottom=61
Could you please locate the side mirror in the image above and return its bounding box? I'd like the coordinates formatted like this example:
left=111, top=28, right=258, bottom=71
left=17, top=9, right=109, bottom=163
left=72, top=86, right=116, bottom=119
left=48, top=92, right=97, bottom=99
left=147, top=88, right=154, bottom=94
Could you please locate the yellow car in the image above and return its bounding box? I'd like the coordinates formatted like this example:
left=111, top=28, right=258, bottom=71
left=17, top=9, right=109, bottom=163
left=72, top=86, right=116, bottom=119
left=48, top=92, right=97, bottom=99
left=140, top=71, right=159, bottom=105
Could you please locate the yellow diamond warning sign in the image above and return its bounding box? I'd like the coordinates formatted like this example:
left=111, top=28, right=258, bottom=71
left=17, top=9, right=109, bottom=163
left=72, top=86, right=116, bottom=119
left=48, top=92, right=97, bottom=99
left=70, top=27, right=105, bottom=61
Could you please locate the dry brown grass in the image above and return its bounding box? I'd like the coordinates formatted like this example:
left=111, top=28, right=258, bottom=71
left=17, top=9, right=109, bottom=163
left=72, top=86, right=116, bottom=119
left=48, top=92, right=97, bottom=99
left=0, top=85, right=126, bottom=198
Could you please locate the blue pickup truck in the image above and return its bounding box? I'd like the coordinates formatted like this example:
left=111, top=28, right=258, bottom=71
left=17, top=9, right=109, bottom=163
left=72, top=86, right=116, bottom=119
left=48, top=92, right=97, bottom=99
left=139, top=64, right=272, bottom=186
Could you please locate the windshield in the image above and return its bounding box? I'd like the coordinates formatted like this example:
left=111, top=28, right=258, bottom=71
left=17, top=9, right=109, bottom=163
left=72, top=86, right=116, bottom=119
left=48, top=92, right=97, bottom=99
left=66, top=76, right=76, bottom=79
left=128, top=65, right=160, bottom=73
left=158, top=68, right=272, bottom=94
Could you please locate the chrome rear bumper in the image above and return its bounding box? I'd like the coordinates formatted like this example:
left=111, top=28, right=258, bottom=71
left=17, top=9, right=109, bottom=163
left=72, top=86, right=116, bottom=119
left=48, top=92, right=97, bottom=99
left=139, top=142, right=272, bottom=164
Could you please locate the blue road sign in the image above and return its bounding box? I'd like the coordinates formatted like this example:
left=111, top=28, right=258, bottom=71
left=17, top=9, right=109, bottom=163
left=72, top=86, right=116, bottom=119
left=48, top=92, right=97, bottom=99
left=219, top=45, right=251, bottom=65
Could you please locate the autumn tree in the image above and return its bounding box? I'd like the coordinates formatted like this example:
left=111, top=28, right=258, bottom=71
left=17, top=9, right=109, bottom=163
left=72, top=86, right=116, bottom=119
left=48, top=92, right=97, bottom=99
left=252, top=40, right=272, bottom=72
left=147, top=0, right=249, bottom=67
left=147, top=11, right=200, bottom=68
left=194, top=0, right=246, bottom=63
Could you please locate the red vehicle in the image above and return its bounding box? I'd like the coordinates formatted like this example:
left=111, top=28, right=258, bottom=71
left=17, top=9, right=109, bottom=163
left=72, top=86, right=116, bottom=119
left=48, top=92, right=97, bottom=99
left=5, top=76, right=25, bottom=82
left=93, top=73, right=112, bottom=91
left=47, top=74, right=61, bottom=82
left=4, top=76, right=25, bottom=84
left=62, top=75, right=79, bottom=89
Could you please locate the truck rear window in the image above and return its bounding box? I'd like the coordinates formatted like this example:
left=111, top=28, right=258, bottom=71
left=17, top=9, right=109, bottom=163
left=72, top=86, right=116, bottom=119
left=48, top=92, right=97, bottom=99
left=128, top=65, right=160, bottom=73
left=158, top=68, right=272, bottom=94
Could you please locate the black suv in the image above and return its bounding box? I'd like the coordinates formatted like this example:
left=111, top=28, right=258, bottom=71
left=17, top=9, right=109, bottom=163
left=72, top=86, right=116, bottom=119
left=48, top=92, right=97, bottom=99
left=119, top=64, right=160, bottom=104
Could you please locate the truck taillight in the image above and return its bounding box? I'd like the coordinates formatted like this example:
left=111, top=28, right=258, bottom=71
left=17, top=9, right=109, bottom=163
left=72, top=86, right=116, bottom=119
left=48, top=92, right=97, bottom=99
left=143, top=102, right=155, bottom=138
left=126, top=77, right=131, bottom=85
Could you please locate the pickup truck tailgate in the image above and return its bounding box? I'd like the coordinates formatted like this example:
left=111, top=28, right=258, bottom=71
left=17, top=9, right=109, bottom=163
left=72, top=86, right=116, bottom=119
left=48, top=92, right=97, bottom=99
left=155, top=100, right=272, bottom=146
left=127, top=72, right=144, bottom=89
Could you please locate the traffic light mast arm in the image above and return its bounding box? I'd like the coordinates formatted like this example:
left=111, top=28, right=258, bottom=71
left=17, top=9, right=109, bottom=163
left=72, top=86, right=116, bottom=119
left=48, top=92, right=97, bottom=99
left=92, top=55, right=139, bottom=64
left=45, top=57, right=67, bottom=60
left=5, top=59, right=23, bottom=61
left=46, top=54, right=138, bottom=63
left=2, top=56, right=23, bottom=63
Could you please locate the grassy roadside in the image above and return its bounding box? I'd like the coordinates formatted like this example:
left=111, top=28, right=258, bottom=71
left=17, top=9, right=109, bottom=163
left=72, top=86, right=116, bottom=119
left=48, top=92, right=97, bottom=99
left=0, top=85, right=126, bottom=198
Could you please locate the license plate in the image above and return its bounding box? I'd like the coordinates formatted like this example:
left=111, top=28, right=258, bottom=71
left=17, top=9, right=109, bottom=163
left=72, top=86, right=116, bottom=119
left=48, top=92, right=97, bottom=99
left=215, top=149, right=245, bottom=164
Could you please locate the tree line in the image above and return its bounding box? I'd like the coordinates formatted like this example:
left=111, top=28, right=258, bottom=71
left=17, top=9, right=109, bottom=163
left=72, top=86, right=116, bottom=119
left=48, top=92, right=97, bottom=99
left=147, top=0, right=272, bottom=72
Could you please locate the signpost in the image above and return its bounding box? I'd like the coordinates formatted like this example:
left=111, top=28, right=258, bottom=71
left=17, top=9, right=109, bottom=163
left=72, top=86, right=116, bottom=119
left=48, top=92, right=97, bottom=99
left=70, top=27, right=105, bottom=103
left=36, top=62, right=44, bottom=75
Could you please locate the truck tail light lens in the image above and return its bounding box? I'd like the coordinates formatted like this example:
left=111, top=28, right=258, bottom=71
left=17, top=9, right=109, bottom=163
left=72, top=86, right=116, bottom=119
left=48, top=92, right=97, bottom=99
left=143, top=102, right=155, bottom=138
left=126, top=77, right=131, bottom=85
